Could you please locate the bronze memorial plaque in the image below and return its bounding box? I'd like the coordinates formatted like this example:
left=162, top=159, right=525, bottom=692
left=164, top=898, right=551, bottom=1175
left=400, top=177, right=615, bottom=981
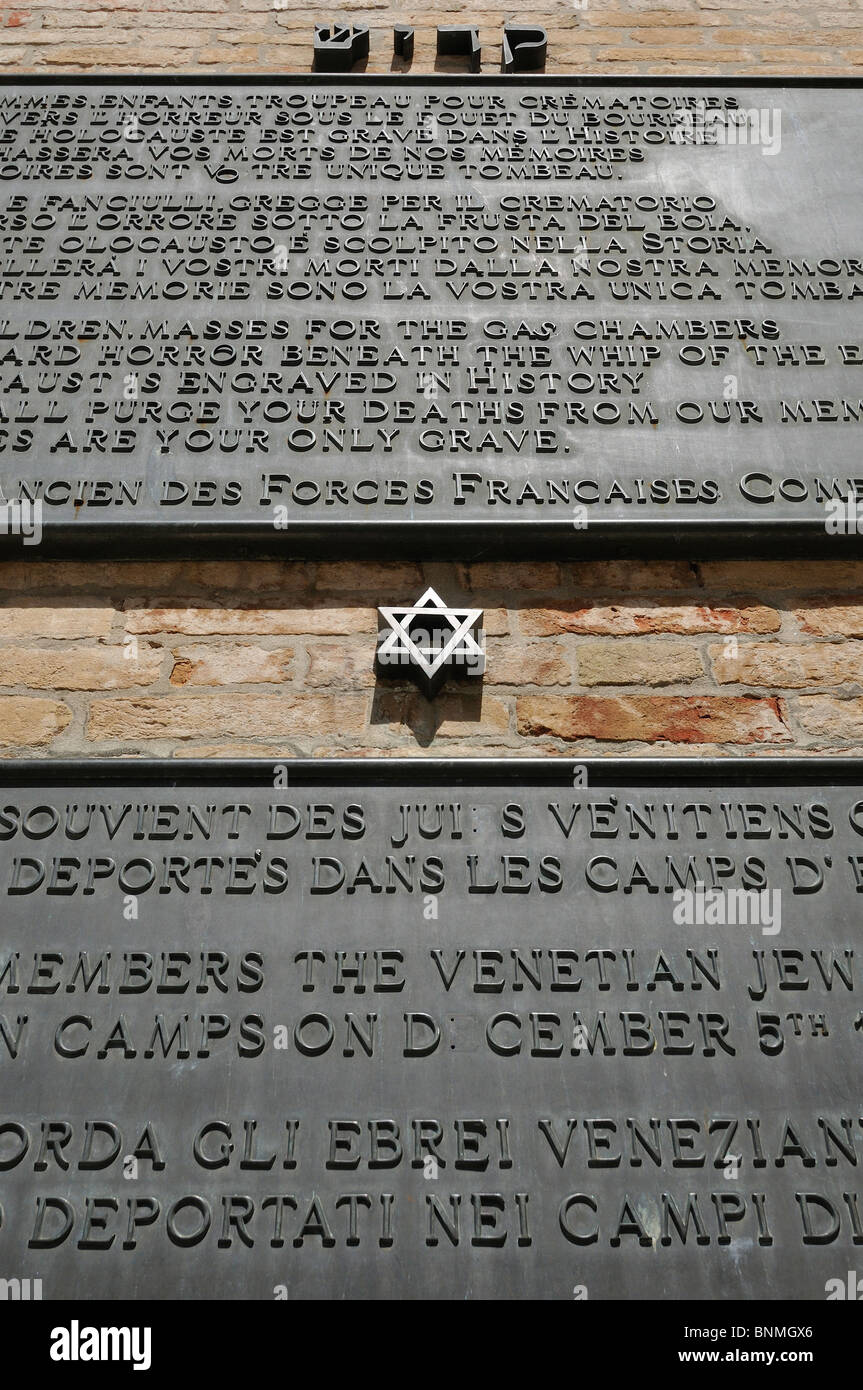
left=1, top=757, right=862, bottom=1300
left=1, top=77, right=863, bottom=555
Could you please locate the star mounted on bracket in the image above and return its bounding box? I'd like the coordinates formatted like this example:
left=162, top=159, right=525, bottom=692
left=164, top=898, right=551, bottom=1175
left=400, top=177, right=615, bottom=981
left=376, top=587, right=485, bottom=697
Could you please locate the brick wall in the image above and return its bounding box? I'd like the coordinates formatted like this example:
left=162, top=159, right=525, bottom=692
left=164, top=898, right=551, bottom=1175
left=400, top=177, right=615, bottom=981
left=3, top=1, right=862, bottom=758
left=6, top=1, right=863, bottom=77
left=1, top=557, right=863, bottom=757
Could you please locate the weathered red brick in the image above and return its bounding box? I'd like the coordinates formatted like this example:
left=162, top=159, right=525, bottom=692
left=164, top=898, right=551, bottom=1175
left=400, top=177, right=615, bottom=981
left=170, top=644, right=295, bottom=686
left=521, top=604, right=780, bottom=637
left=125, top=605, right=373, bottom=636
left=0, top=696, right=71, bottom=747
left=516, top=695, right=790, bottom=744
left=578, top=640, right=704, bottom=686
left=711, top=642, right=863, bottom=688
left=87, top=694, right=367, bottom=741
left=0, top=645, right=162, bottom=690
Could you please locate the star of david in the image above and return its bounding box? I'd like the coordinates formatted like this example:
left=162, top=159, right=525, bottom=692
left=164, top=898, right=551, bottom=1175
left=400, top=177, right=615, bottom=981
left=376, top=587, right=485, bottom=695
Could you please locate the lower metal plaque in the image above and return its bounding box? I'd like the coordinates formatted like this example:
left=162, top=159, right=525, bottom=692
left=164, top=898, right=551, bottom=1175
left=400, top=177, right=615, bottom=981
left=2, top=758, right=863, bottom=1300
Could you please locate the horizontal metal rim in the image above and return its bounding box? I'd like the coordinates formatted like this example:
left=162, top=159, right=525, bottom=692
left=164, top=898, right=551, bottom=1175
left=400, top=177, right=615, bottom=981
left=5, top=75, right=863, bottom=87
left=1, top=757, right=862, bottom=786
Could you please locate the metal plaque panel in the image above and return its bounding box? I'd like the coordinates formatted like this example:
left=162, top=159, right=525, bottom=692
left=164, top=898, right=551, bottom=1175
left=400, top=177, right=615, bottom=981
left=1, top=757, right=862, bottom=1300
left=2, top=76, right=863, bottom=556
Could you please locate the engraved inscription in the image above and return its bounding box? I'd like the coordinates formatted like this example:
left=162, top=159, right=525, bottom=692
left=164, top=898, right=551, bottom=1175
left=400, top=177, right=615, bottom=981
left=0, top=761, right=861, bottom=1299
left=1, top=79, right=862, bottom=549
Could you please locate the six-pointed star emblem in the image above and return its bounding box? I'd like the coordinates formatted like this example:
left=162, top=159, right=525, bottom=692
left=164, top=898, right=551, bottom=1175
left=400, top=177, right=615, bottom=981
left=376, top=586, right=485, bottom=695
